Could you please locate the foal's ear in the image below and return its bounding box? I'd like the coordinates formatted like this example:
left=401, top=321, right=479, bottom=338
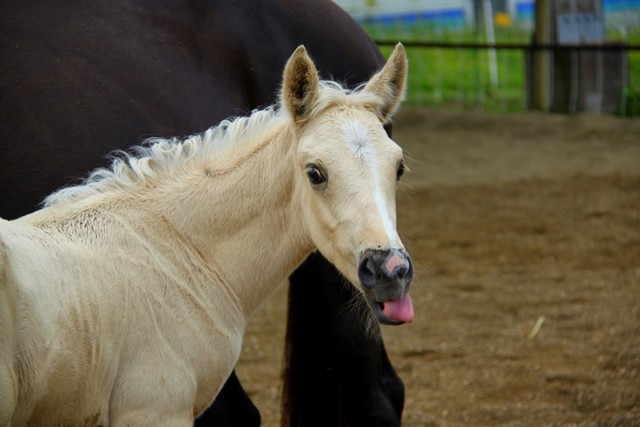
left=363, top=43, right=408, bottom=124
left=282, top=45, right=319, bottom=124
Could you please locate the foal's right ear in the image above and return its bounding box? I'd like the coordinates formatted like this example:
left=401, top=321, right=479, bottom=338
left=282, top=45, right=319, bottom=124
left=363, top=43, right=408, bottom=124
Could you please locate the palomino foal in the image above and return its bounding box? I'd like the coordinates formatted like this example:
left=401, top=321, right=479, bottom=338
left=0, top=44, right=412, bottom=425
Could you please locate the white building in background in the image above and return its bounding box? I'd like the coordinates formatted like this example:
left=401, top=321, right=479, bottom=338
left=333, top=0, right=536, bottom=27
left=333, top=0, right=476, bottom=25
left=333, top=0, right=639, bottom=30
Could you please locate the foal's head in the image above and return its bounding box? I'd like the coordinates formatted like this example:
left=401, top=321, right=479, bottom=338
left=283, top=44, right=413, bottom=325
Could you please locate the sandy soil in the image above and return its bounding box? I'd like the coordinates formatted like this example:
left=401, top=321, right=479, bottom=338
left=235, top=108, right=640, bottom=426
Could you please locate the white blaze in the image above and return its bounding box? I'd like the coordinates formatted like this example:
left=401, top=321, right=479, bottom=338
left=342, top=120, right=399, bottom=248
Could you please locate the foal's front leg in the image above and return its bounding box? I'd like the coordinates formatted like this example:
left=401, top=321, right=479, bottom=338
left=108, top=359, right=197, bottom=426
left=111, top=409, right=194, bottom=427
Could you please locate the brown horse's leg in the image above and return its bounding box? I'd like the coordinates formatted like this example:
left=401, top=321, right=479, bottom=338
left=195, top=371, right=260, bottom=426
left=282, top=252, right=404, bottom=427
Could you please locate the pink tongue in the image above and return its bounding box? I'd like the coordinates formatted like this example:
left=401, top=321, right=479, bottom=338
left=382, top=294, right=414, bottom=324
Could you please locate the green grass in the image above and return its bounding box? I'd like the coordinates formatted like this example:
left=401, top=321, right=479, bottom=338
left=623, top=51, right=640, bottom=115
left=362, top=22, right=640, bottom=115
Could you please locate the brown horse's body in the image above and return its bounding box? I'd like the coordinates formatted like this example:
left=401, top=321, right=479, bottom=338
left=0, top=0, right=385, bottom=218
left=0, top=1, right=404, bottom=425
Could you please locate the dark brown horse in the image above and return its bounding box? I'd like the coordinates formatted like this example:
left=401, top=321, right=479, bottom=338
left=0, top=1, right=404, bottom=425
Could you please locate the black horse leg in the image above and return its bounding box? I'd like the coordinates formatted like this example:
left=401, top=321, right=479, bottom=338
left=282, top=252, right=404, bottom=427
left=195, top=371, right=260, bottom=426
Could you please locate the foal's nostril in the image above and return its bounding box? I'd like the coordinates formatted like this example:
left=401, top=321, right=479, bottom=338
left=383, top=251, right=412, bottom=281
left=397, top=256, right=414, bottom=283
left=358, top=255, right=378, bottom=289
left=396, top=264, right=408, bottom=279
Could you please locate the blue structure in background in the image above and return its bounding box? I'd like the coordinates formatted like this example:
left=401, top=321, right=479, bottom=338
left=515, top=0, right=640, bottom=24
left=358, top=8, right=467, bottom=28
left=515, top=1, right=535, bottom=22
left=605, top=0, right=640, bottom=11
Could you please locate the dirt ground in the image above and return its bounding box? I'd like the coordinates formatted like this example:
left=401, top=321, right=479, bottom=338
left=235, top=108, right=640, bottom=426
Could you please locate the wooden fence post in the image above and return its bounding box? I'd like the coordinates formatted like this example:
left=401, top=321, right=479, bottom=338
left=531, top=0, right=551, bottom=111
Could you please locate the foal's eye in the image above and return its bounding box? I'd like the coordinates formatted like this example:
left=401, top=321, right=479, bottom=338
left=396, top=162, right=406, bottom=181
left=306, top=165, right=327, bottom=185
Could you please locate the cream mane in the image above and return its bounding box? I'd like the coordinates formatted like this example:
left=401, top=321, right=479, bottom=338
left=43, top=81, right=385, bottom=208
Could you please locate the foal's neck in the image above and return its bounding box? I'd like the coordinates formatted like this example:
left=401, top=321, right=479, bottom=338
left=152, top=120, right=313, bottom=317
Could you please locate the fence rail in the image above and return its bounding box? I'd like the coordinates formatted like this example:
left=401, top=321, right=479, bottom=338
left=374, top=40, right=640, bottom=51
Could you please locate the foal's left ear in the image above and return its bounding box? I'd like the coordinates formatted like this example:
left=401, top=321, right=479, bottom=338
left=282, top=45, right=319, bottom=124
left=363, top=43, right=408, bottom=124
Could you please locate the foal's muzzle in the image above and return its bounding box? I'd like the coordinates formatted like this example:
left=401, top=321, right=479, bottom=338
left=357, top=248, right=414, bottom=325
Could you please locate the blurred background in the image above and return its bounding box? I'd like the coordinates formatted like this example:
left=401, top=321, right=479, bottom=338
left=333, top=0, right=640, bottom=115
